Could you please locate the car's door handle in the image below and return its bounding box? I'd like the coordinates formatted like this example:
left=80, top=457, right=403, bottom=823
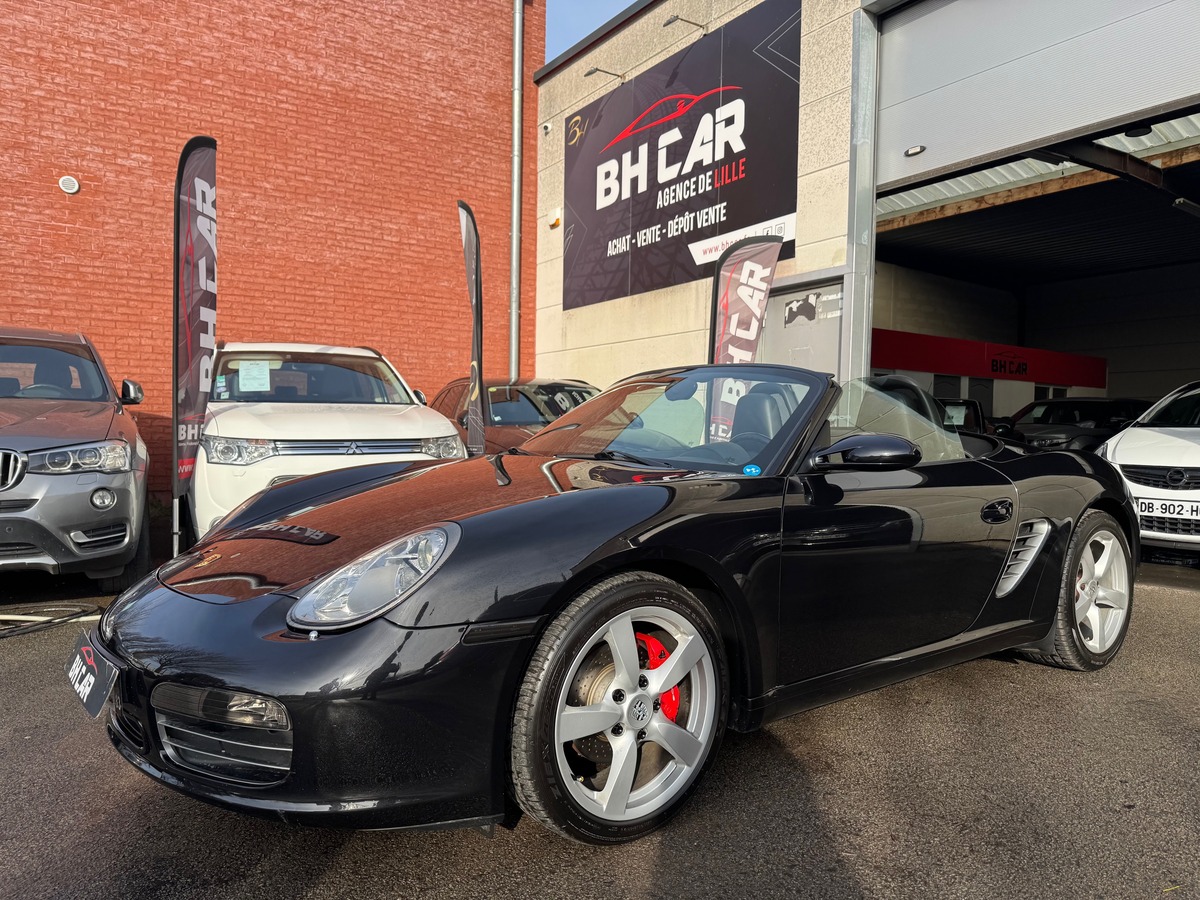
left=981, top=498, right=1014, bottom=524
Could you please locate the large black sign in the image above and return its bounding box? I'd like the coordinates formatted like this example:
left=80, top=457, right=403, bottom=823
left=562, top=0, right=800, bottom=310
left=173, top=136, right=217, bottom=498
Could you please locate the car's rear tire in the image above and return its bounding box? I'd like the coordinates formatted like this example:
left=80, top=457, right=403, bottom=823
left=510, top=571, right=728, bottom=844
left=1022, top=509, right=1133, bottom=670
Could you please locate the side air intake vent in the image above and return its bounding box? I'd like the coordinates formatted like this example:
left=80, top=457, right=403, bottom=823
left=996, top=519, right=1051, bottom=598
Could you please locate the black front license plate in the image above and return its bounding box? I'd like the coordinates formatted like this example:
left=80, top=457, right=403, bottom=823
left=65, top=631, right=120, bottom=719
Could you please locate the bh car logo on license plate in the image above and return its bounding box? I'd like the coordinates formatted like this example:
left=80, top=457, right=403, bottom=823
left=65, top=631, right=120, bottom=719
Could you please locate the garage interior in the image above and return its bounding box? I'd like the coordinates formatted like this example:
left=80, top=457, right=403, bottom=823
left=873, top=111, right=1200, bottom=419
left=862, top=0, right=1200, bottom=422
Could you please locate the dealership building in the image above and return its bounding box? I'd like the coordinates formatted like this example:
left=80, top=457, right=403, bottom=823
left=533, top=0, right=1200, bottom=419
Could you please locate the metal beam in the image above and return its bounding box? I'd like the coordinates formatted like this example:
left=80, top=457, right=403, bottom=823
left=1035, top=139, right=1200, bottom=208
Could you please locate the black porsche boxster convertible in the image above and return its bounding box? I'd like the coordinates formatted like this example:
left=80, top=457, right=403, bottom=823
left=74, top=364, right=1138, bottom=844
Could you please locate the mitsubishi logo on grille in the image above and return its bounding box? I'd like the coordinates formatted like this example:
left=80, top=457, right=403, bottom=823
left=347, top=442, right=364, bottom=455
left=1167, top=469, right=1188, bottom=487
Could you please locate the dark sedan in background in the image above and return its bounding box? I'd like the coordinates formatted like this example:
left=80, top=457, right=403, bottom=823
left=79, top=364, right=1137, bottom=844
left=995, top=396, right=1150, bottom=452
left=430, top=377, right=598, bottom=454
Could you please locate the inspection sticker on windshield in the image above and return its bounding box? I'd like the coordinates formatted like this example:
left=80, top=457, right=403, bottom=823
left=742, top=464, right=762, bottom=476
left=1136, top=498, right=1200, bottom=521
left=238, top=360, right=271, bottom=392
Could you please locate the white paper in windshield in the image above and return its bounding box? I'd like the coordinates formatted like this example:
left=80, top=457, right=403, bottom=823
left=238, top=360, right=271, bottom=393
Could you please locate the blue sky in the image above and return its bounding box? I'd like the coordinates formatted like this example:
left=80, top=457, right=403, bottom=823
left=545, top=0, right=637, bottom=62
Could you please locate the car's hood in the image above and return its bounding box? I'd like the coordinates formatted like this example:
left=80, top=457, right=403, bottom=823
left=484, top=423, right=544, bottom=453
left=0, top=400, right=116, bottom=451
left=158, top=453, right=694, bottom=602
left=205, top=402, right=456, bottom=440
left=1106, top=426, right=1200, bottom=465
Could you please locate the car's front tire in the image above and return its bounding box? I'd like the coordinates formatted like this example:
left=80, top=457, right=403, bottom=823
left=510, top=571, right=728, bottom=844
left=1024, top=509, right=1134, bottom=670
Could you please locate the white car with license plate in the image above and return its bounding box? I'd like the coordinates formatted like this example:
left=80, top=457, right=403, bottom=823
left=189, top=342, right=464, bottom=539
left=1098, top=380, right=1200, bottom=551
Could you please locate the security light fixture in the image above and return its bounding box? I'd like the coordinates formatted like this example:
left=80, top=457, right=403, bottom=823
left=903, top=145, right=926, bottom=158
left=664, top=15, right=705, bottom=31
left=584, top=66, right=623, bottom=81
left=1124, top=126, right=1153, bottom=138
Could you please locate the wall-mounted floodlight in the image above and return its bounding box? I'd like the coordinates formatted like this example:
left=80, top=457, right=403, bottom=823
left=663, top=15, right=706, bottom=32
left=584, top=66, right=623, bottom=81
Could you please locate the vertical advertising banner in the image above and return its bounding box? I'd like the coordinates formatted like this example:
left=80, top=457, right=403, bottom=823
left=457, top=201, right=486, bottom=456
left=562, top=0, right=800, bottom=310
left=708, top=235, right=783, bottom=440
left=173, top=136, right=217, bottom=501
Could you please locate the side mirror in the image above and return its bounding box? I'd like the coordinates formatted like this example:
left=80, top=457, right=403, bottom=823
left=992, top=417, right=1014, bottom=437
left=413, top=389, right=427, bottom=406
left=809, top=433, right=922, bottom=472
left=457, top=412, right=468, bottom=428
left=121, top=379, right=144, bottom=405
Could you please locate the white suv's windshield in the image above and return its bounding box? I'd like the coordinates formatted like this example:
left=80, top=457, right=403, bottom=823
left=214, top=352, right=413, bottom=404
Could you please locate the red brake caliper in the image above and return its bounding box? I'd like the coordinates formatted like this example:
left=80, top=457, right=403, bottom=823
left=636, top=632, right=679, bottom=722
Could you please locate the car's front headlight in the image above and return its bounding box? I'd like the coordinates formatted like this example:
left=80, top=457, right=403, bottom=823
left=288, top=524, right=459, bottom=630
left=422, top=435, right=466, bottom=459
left=27, top=440, right=131, bottom=474
left=1094, top=441, right=1110, bottom=461
left=201, top=436, right=278, bottom=465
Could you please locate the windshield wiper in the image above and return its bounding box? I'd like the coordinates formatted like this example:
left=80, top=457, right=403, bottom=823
left=558, top=449, right=660, bottom=467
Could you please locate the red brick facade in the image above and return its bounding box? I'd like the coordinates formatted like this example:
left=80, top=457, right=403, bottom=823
left=1, top=0, right=544, bottom=496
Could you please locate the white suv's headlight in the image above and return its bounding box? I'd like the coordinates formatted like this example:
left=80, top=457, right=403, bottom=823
left=1094, top=441, right=1110, bottom=461
left=288, top=524, right=459, bottom=630
left=27, top=440, right=131, bottom=474
left=422, top=435, right=466, bottom=459
left=201, top=436, right=278, bottom=465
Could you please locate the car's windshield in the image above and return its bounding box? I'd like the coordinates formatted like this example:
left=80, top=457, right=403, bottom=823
left=520, top=366, right=824, bottom=474
left=1014, top=401, right=1104, bottom=426
left=531, top=384, right=598, bottom=418
left=0, top=339, right=109, bottom=401
left=1139, top=386, right=1200, bottom=428
left=488, top=386, right=550, bottom=426
left=213, top=352, right=413, bottom=404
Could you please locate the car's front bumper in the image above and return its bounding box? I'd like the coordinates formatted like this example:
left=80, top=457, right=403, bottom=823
left=97, top=582, right=535, bottom=830
left=0, top=469, right=144, bottom=576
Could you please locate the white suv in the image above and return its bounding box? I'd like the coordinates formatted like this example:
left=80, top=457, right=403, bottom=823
left=1098, top=380, right=1200, bottom=551
left=190, top=342, right=464, bottom=538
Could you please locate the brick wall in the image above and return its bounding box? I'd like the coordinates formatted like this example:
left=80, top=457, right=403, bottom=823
left=1, top=0, right=544, bottom=496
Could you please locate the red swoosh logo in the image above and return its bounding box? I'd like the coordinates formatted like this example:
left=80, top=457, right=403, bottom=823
left=81, top=645, right=96, bottom=671
left=602, top=86, right=741, bottom=152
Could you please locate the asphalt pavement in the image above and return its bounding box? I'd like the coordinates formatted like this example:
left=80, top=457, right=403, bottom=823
left=2, top=564, right=1198, bottom=900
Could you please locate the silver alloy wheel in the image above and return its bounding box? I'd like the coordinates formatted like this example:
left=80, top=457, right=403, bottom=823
left=553, top=605, right=717, bottom=822
left=1073, top=528, right=1130, bottom=654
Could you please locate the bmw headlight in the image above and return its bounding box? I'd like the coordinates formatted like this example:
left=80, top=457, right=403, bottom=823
left=288, top=524, right=459, bottom=630
left=201, top=435, right=278, bottom=465
left=422, top=435, right=466, bottom=459
left=28, top=440, right=131, bottom=474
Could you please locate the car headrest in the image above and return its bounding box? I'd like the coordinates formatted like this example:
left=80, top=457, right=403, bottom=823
left=33, top=361, right=74, bottom=389
left=732, top=392, right=783, bottom=439
left=0, top=376, right=20, bottom=397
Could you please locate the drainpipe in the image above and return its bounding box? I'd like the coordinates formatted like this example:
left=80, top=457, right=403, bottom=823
left=509, top=0, right=524, bottom=382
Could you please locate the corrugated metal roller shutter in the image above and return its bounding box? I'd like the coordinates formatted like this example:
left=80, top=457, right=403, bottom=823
left=877, top=0, right=1200, bottom=192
